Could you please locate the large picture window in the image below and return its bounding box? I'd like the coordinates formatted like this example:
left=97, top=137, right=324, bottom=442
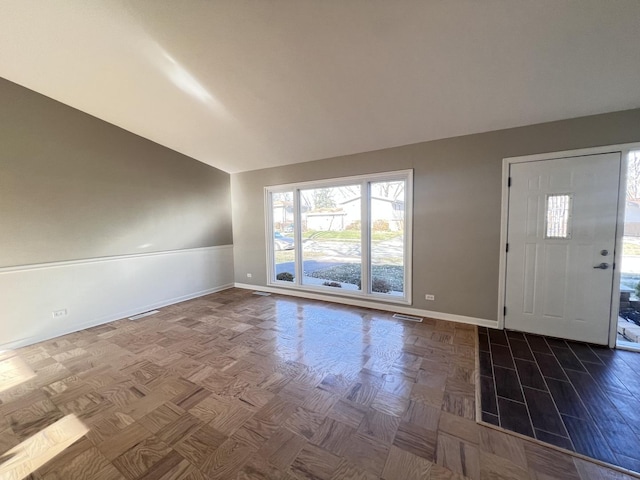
left=266, top=170, right=412, bottom=304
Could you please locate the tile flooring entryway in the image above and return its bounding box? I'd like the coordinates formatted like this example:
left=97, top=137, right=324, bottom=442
left=478, top=327, right=640, bottom=474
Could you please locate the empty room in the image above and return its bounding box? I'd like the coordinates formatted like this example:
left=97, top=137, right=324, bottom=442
left=2, top=1, right=640, bottom=479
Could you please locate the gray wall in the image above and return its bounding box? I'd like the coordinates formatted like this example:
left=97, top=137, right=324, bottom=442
left=232, top=108, right=640, bottom=321
left=0, top=78, right=232, bottom=267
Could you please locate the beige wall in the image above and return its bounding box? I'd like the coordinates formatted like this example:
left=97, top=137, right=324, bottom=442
left=232, top=108, right=640, bottom=321
left=0, top=78, right=232, bottom=267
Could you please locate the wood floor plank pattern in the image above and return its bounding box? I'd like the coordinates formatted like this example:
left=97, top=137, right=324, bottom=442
left=1, top=288, right=636, bottom=479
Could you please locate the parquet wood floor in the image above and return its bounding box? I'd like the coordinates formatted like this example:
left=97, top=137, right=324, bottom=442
left=1, top=288, right=636, bottom=479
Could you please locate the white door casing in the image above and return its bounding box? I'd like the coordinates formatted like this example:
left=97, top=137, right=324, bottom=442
left=504, top=153, right=621, bottom=345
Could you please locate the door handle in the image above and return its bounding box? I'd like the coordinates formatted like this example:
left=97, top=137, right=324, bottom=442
left=593, top=263, right=609, bottom=270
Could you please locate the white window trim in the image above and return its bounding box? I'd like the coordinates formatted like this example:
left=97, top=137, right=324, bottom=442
left=265, top=169, right=413, bottom=305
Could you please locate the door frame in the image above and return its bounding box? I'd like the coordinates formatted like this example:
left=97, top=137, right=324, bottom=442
left=498, top=142, right=640, bottom=348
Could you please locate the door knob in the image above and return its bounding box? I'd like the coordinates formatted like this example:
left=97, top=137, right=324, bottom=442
left=593, top=263, right=609, bottom=270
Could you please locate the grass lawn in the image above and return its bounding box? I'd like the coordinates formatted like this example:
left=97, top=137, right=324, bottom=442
left=308, top=263, right=404, bottom=292
left=275, top=250, right=295, bottom=263
left=624, top=242, right=640, bottom=255
left=302, top=230, right=400, bottom=241
left=274, top=250, right=330, bottom=264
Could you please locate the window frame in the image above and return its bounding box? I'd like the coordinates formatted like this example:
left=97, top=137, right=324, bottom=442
left=264, top=169, right=413, bottom=305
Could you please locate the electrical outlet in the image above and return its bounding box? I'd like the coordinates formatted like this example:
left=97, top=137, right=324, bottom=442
left=247, top=273, right=252, bottom=278
left=52, top=309, right=67, bottom=318
left=425, top=294, right=435, bottom=301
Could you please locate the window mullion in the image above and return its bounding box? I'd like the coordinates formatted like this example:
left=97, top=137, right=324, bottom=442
left=294, top=188, right=303, bottom=285
left=361, top=180, right=370, bottom=295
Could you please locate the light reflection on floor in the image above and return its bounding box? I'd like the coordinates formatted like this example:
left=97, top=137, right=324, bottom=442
left=0, top=352, right=88, bottom=480
left=273, top=299, right=407, bottom=378
left=0, top=414, right=88, bottom=479
left=0, top=352, right=35, bottom=394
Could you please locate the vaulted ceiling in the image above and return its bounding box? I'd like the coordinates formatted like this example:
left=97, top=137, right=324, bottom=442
left=2, top=1, right=640, bottom=173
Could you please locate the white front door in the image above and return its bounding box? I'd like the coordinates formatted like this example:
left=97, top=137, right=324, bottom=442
left=504, top=153, right=621, bottom=344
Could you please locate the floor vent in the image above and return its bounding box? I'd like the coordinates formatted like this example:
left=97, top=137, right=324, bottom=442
left=128, top=310, right=160, bottom=320
left=252, top=291, right=271, bottom=296
left=392, top=313, right=423, bottom=323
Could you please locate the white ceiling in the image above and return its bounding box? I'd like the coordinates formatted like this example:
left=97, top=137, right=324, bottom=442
left=1, top=1, right=640, bottom=173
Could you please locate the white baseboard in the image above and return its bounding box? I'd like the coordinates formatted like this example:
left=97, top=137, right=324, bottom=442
left=3, top=283, right=234, bottom=350
left=1, top=246, right=235, bottom=349
left=234, top=283, right=499, bottom=329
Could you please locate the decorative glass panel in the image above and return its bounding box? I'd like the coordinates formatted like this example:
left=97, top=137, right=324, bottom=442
left=545, top=194, right=572, bottom=239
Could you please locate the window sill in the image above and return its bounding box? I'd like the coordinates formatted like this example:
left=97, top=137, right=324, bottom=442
left=267, top=280, right=412, bottom=305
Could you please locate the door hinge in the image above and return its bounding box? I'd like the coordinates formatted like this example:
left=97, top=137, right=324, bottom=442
left=503, top=306, right=507, bottom=316
left=506, top=243, right=509, bottom=253
left=508, top=177, right=512, bottom=187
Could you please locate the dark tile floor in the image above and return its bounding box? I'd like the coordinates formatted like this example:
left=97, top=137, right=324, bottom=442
left=478, top=327, right=640, bottom=474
